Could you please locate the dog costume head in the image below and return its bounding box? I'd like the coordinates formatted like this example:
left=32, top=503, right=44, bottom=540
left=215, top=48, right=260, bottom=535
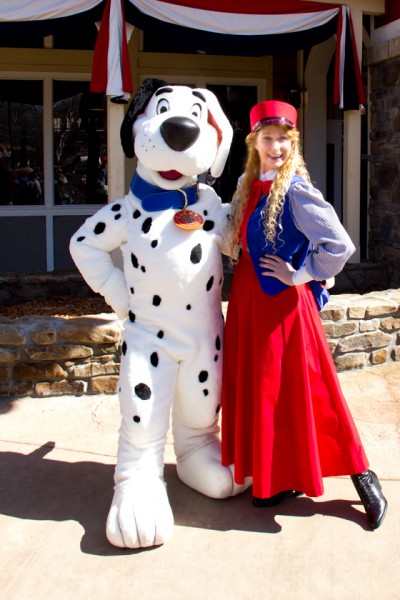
left=120, top=78, right=233, bottom=190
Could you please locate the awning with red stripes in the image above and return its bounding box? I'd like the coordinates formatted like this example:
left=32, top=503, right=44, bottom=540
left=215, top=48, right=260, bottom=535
left=0, top=0, right=365, bottom=109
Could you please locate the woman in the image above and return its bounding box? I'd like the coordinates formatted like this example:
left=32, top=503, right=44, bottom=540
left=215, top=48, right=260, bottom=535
left=221, top=100, right=387, bottom=530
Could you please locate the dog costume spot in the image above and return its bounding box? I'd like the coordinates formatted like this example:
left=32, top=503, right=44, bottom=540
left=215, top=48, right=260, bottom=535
left=151, top=240, right=158, bottom=248
left=141, top=266, right=146, bottom=273
left=215, top=335, right=221, bottom=351
left=142, top=217, right=153, bottom=234
left=206, top=276, right=214, bottom=291
left=203, top=220, right=214, bottom=232
left=135, top=383, right=152, bottom=400
left=199, top=370, right=208, bottom=383
left=190, top=243, right=202, bottom=264
left=153, top=295, right=161, bottom=306
left=214, top=355, right=218, bottom=362
left=133, top=415, right=141, bottom=423
left=186, top=304, right=191, bottom=310
left=216, top=404, right=221, bottom=414
left=122, top=341, right=127, bottom=355
left=94, top=222, right=106, bottom=235
left=203, top=389, right=209, bottom=396
left=77, top=236, right=85, bottom=242
left=130, top=287, right=134, bottom=294
left=150, top=352, right=159, bottom=367
left=112, top=204, right=121, bottom=212
left=157, top=330, right=164, bottom=338
left=131, top=253, right=139, bottom=268
left=114, top=214, right=122, bottom=220
left=129, top=311, right=136, bottom=322
left=133, top=209, right=141, bottom=219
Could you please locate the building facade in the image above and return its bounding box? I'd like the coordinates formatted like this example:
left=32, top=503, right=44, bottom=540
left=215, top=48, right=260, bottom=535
left=2, top=0, right=399, bottom=292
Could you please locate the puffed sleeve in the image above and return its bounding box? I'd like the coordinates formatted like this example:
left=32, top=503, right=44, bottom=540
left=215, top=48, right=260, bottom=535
left=69, top=197, right=130, bottom=320
left=288, top=180, right=356, bottom=280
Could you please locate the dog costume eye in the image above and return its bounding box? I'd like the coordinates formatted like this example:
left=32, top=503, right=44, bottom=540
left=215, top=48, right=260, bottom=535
left=191, top=103, right=202, bottom=119
left=157, top=99, right=170, bottom=114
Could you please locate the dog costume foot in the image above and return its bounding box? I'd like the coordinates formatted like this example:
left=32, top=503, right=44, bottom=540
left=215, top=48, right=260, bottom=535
left=176, top=442, right=251, bottom=498
left=106, top=476, right=174, bottom=549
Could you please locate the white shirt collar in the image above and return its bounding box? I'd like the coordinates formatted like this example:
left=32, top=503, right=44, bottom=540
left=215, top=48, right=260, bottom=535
left=259, top=170, right=277, bottom=181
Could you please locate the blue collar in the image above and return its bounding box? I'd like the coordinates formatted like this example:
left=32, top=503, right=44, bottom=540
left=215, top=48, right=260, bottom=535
left=130, top=173, right=199, bottom=212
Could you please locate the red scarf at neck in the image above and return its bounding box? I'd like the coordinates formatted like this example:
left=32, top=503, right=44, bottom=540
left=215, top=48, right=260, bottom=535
left=239, top=179, right=273, bottom=252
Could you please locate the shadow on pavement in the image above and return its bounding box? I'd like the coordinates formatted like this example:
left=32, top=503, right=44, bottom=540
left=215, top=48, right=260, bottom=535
left=0, top=443, right=370, bottom=557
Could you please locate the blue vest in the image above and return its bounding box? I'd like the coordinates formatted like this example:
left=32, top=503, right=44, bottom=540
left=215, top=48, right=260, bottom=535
left=246, top=176, right=329, bottom=309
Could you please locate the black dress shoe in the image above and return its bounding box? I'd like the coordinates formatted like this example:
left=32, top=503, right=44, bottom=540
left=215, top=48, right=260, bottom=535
left=351, top=470, right=388, bottom=530
left=252, top=490, right=303, bottom=508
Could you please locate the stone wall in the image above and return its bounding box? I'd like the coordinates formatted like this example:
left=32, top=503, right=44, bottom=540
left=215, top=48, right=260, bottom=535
left=366, top=40, right=400, bottom=289
left=320, top=289, right=400, bottom=371
left=0, top=314, right=123, bottom=398
left=1, top=290, right=400, bottom=398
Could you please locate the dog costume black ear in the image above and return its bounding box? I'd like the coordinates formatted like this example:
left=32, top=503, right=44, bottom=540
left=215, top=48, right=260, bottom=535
left=120, top=78, right=168, bottom=158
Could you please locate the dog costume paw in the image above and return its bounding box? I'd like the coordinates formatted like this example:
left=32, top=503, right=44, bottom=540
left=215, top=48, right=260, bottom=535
left=106, top=476, right=174, bottom=549
left=176, top=441, right=252, bottom=498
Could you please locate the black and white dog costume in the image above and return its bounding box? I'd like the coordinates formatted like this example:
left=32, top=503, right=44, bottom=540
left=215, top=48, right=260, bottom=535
left=70, top=79, right=249, bottom=549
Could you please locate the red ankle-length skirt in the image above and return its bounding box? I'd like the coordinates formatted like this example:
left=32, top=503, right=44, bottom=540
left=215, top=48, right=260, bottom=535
left=221, top=254, right=368, bottom=498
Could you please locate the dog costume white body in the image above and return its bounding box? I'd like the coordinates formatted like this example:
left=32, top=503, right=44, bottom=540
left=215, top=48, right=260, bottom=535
left=70, top=80, right=249, bottom=549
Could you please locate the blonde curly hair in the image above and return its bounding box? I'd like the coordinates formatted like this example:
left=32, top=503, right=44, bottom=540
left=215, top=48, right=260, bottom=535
left=229, top=125, right=311, bottom=258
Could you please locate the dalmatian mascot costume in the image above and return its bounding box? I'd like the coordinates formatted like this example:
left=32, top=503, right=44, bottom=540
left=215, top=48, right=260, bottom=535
left=70, top=78, right=249, bottom=549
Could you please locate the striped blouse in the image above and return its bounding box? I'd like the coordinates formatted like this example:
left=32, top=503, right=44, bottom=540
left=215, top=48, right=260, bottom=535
left=288, top=180, right=355, bottom=283
left=259, top=171, right=355, bottom=284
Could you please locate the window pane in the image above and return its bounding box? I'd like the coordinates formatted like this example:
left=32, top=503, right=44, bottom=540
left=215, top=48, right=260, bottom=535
left=0, top=216, right=46, bottom=271
left=0, top=80, right=44, bottom=206
left=206, top=85, right=258, bottom=202
left=53, top=82, right=108, bottom=205
left=53, top=215, right=88, bottom=270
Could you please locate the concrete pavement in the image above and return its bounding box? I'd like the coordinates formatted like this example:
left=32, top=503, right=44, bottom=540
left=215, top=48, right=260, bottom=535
left=0, top=363, right=399, bottom=600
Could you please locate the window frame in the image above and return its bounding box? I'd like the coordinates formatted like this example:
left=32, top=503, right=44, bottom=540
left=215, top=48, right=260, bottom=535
left=0, top=71, right=106, bottom=271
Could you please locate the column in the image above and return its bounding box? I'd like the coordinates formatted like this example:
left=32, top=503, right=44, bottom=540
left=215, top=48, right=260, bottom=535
left=343, top=8, right=363, bottom=262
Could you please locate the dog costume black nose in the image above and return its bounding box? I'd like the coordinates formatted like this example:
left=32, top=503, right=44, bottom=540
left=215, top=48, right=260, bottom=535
left=160, top=116, right=200, bottom=151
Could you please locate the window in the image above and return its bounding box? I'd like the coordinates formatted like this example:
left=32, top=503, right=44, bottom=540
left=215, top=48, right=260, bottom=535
left=0, top=75, right=108, bottom=271
left=0, top=80, right=43, bottom=206
left=53, top=81, right=108, bottom=205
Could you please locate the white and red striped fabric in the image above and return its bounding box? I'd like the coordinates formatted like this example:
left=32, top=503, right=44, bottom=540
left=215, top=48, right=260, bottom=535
left=132, top=0, right=339, bottom=36
left=0, top=0, right=99, bottom=21
left=0, top=0, right=365, bottom=109
left=91, top=0, right=133, bottom=102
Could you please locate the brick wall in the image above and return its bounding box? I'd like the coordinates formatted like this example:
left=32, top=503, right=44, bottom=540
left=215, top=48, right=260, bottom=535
left=1, top=290, right=400, bottom=398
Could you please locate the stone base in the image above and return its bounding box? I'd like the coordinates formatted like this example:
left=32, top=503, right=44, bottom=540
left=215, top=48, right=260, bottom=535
left=0, top=261, right=390, bottom=306
left=334, top=261, right=389, bottom=294
left=0, top=270, right=97, bottom=305
left=1, top=289, right=400, bottom=398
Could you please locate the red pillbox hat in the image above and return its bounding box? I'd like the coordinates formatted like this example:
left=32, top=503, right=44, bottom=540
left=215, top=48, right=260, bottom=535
left=250, top=100, right=297, bottom=132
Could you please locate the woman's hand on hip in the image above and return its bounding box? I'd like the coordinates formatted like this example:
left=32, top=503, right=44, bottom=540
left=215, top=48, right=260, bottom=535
left=259, top=255, right=295, bottom=286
